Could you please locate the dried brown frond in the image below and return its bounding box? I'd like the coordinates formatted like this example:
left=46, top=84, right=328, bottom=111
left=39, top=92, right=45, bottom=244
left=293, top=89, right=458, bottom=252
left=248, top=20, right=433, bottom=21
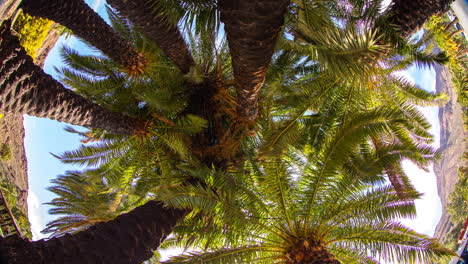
left=132, top=120, right=153, bottom=143
left=123, top=52, right=148, bottom=76
left=151, top=112, right=176, bottom=127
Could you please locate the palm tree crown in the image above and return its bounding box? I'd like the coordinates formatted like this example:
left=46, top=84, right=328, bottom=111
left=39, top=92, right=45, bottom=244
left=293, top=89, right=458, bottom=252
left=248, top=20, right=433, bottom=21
left=0, top=0, right=457, bottom=263
left=160, top=109, right=453, bottom=263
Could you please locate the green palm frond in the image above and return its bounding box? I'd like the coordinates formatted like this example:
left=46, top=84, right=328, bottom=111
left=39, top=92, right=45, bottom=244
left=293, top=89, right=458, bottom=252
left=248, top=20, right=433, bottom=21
left=59, top=45, right=116, bottom=77
left=330, top=247, right=380, bottom=264
left=329, top=222, right=453, bottom=263
left=54, top=136, right=130, bottom=167
left=258, top=116, right=302, bottom=159
left=42, top=171, right=122, bottom=236
left=163, top=102, right=452, bottom=263
left=147, top=0, right=219, bottom=34
left=281, top=27, right=390, bottom=82
left=163, top=245, right=277, bottom=264
left=380, top=76, right=447, bottom=106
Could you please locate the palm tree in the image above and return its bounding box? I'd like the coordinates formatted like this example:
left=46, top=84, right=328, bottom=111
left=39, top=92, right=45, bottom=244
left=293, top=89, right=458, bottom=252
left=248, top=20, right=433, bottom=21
left=0, top=19, right=226, bottom=263
left=0, top=20, right=143, bottom=135
left=0, top=199, right=185, bottom=264
left=266, top=1, right=447, bottom=197
left=42, top=141, right=170, bottom=238
left=55, top=7, right=191, bottom=117
left=258, top=52, right=443, bottom=199
left=218, top=0, right=290, bottom=125
left=0, top=1, right=458, bottom=263
left=160, top=109, right=454, bottom=263
left=384, top=0, right=456, bottom=37
left=20, top=0, right=147, bottom=72
left=287, top=0, right=449, bottom=82
left=106, top=0, right=196, bottom=74
left=8, top=117, right=196, bottom=263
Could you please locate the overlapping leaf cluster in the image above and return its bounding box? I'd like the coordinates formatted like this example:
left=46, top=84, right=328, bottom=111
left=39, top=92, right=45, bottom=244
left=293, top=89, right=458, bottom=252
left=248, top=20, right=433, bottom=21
left=41, top=1, right=456, bottom=263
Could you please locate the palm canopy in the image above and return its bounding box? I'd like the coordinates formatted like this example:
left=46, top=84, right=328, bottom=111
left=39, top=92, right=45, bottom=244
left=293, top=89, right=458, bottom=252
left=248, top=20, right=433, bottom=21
left=55, top=9, right=247, bottom=167
left=39, top=13, right=230, bottom=236
left=2, top=0, right=450, bottom=139
left=159, top=108, right=454, bottom=264
left=56, top=6, right=445, bottom=201
left=0, top=0, right=457, bottom=263
left=256, top=41, right=444, bottom=197
left=42, top=3, right=447, bottom=257
left=284, top=0, right=449, bottom=85
left=251, top=0, right=448, bottom=199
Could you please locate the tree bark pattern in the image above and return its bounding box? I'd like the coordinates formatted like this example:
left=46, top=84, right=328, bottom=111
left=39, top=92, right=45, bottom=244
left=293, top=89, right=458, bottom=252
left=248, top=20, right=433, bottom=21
left=387, top=0, right=455, bottom=37
left=0, top=200, right=186, bottom=264
left=385, top=164, right=416, bottom=199
left=0, top=20, right=142, bottom=135
left=371, top=138, right=416, bottom=199
left=107, top=0, right=195, bottom=74
left=219, top=0, right=290, bottom=122
left=20, top=0, right=145, bottom=70
left=285, top=240, right=341, bottom=264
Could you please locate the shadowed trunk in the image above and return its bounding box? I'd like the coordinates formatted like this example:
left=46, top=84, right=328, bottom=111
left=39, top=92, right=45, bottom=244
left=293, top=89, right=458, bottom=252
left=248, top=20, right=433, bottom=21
left=0, top=201, right=186, bottom=264
left=107, top=0, right=195, bottom=74
left=371, top=138, right=417, bottom=199
left=386, top=0, right=455, bottom=37
left=384, top=164, right=418, bottom=199
left=0, top=20, right=143, bottom=135
left=219, top=0, right=290, bottom=123
left=20, top=0, right=146, bottom=71
left=285, top=240, right=341, bottom=264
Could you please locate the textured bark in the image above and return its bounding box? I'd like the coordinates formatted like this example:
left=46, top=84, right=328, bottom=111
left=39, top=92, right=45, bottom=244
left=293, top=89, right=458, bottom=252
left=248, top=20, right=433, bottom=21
left=386, top=0, right=455, bottom=37
left=35, top=24, right=61, bottom=68
left=219, top=0, right=290, bottom=122
left=371, top=138, right=416, bottom=199
left=20, top=0, right=145, bottom=70
left=0, top=200, right=186, bottom=264
left=385, top=164, right=415, bottom=199
left=0, top=20, right=143, bottom=135
left=285, top=240, right=341, bottom=264
left=107, top=0, right=195, bottom=74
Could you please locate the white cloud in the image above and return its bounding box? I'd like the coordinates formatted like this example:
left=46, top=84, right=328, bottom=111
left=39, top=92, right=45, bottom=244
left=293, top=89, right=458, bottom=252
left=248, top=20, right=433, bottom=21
left=27, top=190, right=47, bottom=241
left=401, top=161, right=442, bottom=236
left=399, top=66, right=442, bottom=237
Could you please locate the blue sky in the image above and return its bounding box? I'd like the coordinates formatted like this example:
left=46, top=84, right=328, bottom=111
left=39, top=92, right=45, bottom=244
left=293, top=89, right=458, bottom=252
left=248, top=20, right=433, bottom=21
left=25, top=0, right=443, bottom=250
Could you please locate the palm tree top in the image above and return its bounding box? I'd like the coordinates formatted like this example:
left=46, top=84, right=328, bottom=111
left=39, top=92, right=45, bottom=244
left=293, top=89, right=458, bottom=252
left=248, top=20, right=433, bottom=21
left=0, top=0, right=457, bottom=263
left=158, top=108, right=454, bottom=263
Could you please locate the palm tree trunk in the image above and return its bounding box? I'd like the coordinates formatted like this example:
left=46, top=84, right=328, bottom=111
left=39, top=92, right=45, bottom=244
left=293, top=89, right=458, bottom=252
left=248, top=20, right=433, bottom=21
left=386, top=0, right=455, bottom=37
left=20, top=0, right=146, bottom=71
left=384, top=164, right=418, bottom=199
left=286, top=241, right=341, bottom=263
left=106, top=0, right=195, bottom=74
left=0, top=20, right=143, bottom=135
left=219, top=0, right=290, bottom=124
left=371, top=138, right=417, bottom=199
left=0, top=201, right=186, bottom=264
